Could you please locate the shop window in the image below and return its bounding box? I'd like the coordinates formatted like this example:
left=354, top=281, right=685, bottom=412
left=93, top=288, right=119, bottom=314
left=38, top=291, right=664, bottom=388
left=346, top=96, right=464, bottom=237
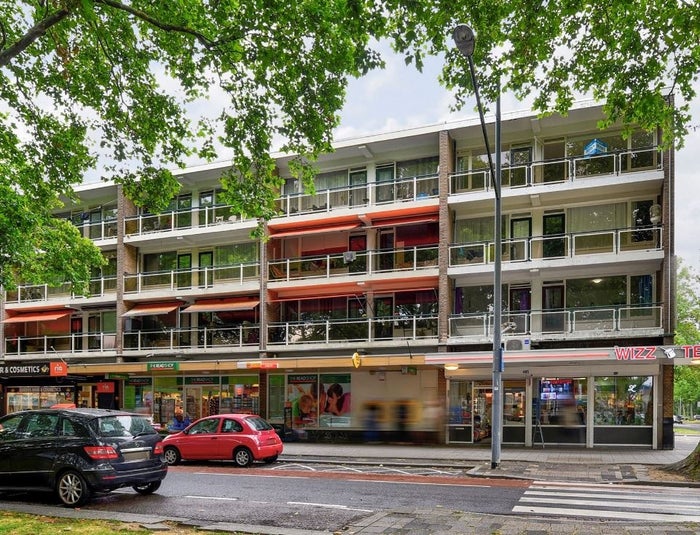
left=594, top=376, right=653, bottom=426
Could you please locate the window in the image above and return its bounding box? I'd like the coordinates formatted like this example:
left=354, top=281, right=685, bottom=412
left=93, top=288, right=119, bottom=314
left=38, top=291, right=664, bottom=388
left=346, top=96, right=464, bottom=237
left=222, top=419, right=243, bottom=433
left=594, top=376, right=653, bottom=426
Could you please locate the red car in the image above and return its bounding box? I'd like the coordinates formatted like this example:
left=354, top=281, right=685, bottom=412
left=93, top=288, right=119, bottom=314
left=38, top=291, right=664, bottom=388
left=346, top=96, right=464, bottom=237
left=161, top=414, right=283, bottom=467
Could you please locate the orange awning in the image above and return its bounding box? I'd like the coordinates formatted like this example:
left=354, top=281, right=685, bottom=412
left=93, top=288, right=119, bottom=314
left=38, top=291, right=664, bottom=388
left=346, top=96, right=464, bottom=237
left=122, top=302, right=181, bottom=317
left=3, top=310, right=72, bottom=323
left=370, top=215, right=439, bottom=228
left=270, top=222, right=361, bottom=239
left=183, top=298, right=260, bottom=313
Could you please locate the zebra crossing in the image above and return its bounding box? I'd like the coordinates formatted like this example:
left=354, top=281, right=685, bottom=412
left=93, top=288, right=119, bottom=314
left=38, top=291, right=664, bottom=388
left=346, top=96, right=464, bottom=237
left=513, top=480, right=700, bottom=522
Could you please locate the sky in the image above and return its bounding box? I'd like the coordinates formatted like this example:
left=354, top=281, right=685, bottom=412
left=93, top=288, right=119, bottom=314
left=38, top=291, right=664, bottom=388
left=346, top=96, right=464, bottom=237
left=333, top=49, right=700, bottom=272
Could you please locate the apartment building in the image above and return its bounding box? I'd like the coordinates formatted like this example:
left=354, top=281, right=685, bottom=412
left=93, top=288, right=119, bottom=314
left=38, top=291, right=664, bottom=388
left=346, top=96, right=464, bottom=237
left=0, top=99, right=685, bottom=448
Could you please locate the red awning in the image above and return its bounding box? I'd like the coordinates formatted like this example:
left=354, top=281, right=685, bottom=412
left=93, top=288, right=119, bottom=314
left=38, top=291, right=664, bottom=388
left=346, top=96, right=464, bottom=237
left=271, top=223, right=361, bottom=239
left=370, top=215, right=439, bottom=228
left=122, top=302, right=181, bottom=317
left=183, top=298, right=260, bottom=313
left=3, top=310, right=72, bottom=323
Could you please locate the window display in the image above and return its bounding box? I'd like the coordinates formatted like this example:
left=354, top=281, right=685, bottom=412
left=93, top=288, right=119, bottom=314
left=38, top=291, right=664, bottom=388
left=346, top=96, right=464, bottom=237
left=594, top=376, right=653, bottom=425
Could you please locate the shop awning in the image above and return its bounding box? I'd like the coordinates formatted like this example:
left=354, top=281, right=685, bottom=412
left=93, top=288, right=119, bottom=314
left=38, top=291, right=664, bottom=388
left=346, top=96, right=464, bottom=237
left=122, top=302, right=181, bottom=317
left=183, top=298, right=260, bottom=313
left=3, top=310, right=72, bottom=323
left=270, top=222, right=361, bottom=239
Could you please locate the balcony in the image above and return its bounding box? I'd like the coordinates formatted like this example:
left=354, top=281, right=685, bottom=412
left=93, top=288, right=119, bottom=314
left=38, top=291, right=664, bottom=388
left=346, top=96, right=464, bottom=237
left=4, top=332, right=117, bottom=358
left=124, top=263, right=260, bottom=295
left=267, top=315, right=439, bottom=346
left=122, top=325, right=260, bottom=351
left=269, top=246, right=439, bottom=282
left=275, top=175, right=439, bottom=217
left=123, top=204, right=247, bottom=237
left=449, top=146, right=662, bottom=195
left=449, top=226, right=662, bottom=267
left=4, top=277, right=118, bottom=304
left=449, top=304, right=663, bottom=342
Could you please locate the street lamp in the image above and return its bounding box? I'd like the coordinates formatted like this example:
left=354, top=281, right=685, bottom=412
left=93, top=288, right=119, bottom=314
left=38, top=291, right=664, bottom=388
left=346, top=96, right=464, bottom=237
left=453, top=24, right=503, bottom=469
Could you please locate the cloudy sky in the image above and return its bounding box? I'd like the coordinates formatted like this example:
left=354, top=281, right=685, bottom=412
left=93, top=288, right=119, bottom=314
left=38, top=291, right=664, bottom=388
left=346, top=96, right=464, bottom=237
left=334, top=48, right=700, bottom=271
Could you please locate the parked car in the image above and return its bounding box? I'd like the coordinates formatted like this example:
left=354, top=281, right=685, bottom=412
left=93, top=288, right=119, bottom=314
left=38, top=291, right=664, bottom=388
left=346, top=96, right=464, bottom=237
left=673, top=414, right=683, bottom=423
left=162, top=414, right=283, bottom=467
left=0, top=408, right=167, bottom=507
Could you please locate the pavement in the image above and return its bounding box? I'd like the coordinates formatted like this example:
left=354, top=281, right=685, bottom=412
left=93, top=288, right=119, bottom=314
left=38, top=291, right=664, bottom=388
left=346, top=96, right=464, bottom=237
left=2, top=434, right=700, bottom=535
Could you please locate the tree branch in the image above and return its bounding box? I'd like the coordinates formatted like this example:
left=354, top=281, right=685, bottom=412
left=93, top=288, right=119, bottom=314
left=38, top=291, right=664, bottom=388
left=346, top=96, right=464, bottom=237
left=0, top=6, right=74, bottom=67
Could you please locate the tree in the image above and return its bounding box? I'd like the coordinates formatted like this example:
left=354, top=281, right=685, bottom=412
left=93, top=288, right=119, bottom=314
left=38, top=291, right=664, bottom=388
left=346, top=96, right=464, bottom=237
left=2, top=1, right=699, bottom=292
left=665, top=260, right=700, bottom=479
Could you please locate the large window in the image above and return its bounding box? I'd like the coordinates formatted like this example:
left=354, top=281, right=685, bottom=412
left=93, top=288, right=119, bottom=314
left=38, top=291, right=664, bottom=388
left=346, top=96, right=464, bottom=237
left=594, top=376, right=653, bottom=426
left=396, top=156, right=438, bottom=179
left=215, top=243, right=257, bottom=265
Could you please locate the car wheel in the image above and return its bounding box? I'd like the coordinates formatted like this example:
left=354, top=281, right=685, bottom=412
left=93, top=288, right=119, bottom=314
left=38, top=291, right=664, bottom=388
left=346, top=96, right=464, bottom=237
left=263, top=455, right=278, bottom=464
left=233, top=447, right=253, bottom=467
left=163, top=446, right=181, bottom=465
left=133, top=481, right=162, bottom=495
left=56, top=470, right=91, bottom=507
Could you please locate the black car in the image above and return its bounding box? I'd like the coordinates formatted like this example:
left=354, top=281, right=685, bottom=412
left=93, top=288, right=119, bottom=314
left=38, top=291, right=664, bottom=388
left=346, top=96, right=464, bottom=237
left=0, top=408, right=167, bottom=506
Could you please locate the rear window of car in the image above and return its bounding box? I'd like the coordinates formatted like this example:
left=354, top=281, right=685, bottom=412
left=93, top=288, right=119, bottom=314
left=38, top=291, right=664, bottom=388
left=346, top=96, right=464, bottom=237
left=245, top=416, right=273, bottom=431
left=91, top=415, right=157, bottom=438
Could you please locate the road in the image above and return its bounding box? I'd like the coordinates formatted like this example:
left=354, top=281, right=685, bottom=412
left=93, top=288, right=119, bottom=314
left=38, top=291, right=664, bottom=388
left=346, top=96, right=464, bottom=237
left=2, top=461, right=699, bottom=533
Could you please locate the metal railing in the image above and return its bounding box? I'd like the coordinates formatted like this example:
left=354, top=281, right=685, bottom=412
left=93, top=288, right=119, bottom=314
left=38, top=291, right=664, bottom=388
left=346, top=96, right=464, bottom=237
left=449, top=146, right=661, bottom=195
left=449, top=226, right=662, bottom=266
left=122, top=325, right=260, bottom=351
left=269, top=246, right=438, bottom=281
left=124, top=262, right=260, bottom=294
left=449, top=304, right=662, bottom=338
left=4, top=332, right=117, bottom=356
left=4, top=277, right=118, bottom=304
left=275, top=174, right=439, bottom=216
left=123, top=204, right=248, bottom=236
left=267, top=315, right=439, bottom=346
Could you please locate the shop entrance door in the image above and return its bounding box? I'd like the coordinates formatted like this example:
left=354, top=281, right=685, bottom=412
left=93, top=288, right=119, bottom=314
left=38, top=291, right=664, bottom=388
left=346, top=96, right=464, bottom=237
left=472, top=386, right=493, bottom=443
left=185, top=387, right=202, bottom=420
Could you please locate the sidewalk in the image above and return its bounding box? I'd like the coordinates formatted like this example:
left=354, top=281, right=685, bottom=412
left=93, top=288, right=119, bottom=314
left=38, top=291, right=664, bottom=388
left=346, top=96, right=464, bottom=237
left=280, top=434, right=700, bottom=485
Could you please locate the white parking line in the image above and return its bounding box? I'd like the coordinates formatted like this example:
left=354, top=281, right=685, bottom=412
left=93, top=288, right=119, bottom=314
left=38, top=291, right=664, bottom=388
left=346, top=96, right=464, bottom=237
left=287, top=501, right=373, bottom=513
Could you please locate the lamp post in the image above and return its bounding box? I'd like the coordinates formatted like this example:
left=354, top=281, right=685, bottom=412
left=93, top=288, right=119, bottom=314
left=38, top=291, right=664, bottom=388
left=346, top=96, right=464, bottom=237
left=453, top=24, right=503, bottom=469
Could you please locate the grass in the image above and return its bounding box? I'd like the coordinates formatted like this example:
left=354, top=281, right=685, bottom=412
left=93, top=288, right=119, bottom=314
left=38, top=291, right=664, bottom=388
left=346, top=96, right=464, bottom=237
left=0, top=512, right=231, bottom=535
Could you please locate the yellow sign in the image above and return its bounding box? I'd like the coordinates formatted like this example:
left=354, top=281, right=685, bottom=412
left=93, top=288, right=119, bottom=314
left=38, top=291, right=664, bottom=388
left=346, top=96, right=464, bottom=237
left=351, top=352, right=362, bottom=368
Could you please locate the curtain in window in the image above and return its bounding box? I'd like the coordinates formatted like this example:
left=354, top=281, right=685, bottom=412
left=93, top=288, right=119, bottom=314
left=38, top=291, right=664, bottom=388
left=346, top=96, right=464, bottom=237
left=396, top=156, right=439, bottom=179
left=454, top=217, right=493, bottom=243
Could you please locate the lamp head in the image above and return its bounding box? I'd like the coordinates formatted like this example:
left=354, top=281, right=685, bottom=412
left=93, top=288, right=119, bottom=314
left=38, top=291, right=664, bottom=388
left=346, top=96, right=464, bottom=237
left=453, top=24, right=475, bottom=57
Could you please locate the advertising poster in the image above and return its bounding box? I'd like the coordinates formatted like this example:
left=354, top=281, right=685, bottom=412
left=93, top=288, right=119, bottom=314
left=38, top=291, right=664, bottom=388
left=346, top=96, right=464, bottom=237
left=288, top=374, right=319, bottom=428
left=319, top=374, right=351, bottom=427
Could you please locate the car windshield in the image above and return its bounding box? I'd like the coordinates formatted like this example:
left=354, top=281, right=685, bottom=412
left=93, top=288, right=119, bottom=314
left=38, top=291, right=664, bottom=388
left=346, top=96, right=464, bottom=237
left=246, top=416, right=273, bottom=431
left=92, top=415, right=157, bottom=438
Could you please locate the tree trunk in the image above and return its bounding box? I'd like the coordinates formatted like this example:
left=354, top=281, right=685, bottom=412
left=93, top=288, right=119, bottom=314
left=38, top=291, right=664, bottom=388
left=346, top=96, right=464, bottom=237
left=663, top=442, right=700, bottom=480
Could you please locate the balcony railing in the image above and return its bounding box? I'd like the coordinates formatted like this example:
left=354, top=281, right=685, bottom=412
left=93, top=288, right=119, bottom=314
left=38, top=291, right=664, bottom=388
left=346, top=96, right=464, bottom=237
left=123, top=325, right=260, bottom=351
left=449, top=304, right=662, bottom=339
left=275, top=175, right=439, bottom=217
left=124, top=262, right=260, bottom=294
left=449, top=146, right=662, bottom=195
left=4, top=276, right=118, bottom=304
left=267, top=315, right=439, bottom=346
left=123, top=204, right=248, bottom=236
left=449, top=226, right=662, bottom=266
left=269, top=246, right=438, bottom=281
left=4, top=332, right=117, bottom=356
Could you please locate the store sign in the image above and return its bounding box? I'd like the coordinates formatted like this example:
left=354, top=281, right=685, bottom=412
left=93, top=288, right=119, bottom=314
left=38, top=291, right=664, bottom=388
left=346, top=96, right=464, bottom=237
left=186, top=376, right=220, bottom=385
left=236, top=361, right=278, bottom=369
left=0, top=362, right=66, bottom=377
left=127, top=377, right=152, bottom=386
left=614, top=345, right=700, bottom=361
left=96, top=382, right=115, bottom=393
left=147, top=361, right=179, bottom=371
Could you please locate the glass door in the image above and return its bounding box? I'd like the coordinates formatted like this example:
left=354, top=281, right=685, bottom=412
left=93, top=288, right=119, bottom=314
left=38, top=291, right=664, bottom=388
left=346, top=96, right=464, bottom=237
left=542, top=284, right=566, bottom=332
left=177, top=253, right=192, bottom=289
left=198, top=251, right=213, bottom=288
left=510, top=217, right=531, bottom=261
left=543, top=213, right=566, bottom=258
left=472, top=386, right=493, bottom=443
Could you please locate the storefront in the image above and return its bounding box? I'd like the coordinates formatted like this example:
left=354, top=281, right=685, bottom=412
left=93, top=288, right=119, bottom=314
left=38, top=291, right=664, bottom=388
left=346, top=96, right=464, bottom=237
left=431, top=345, right=692, bottom=449
left=0, top=361, right=116, bottom=414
